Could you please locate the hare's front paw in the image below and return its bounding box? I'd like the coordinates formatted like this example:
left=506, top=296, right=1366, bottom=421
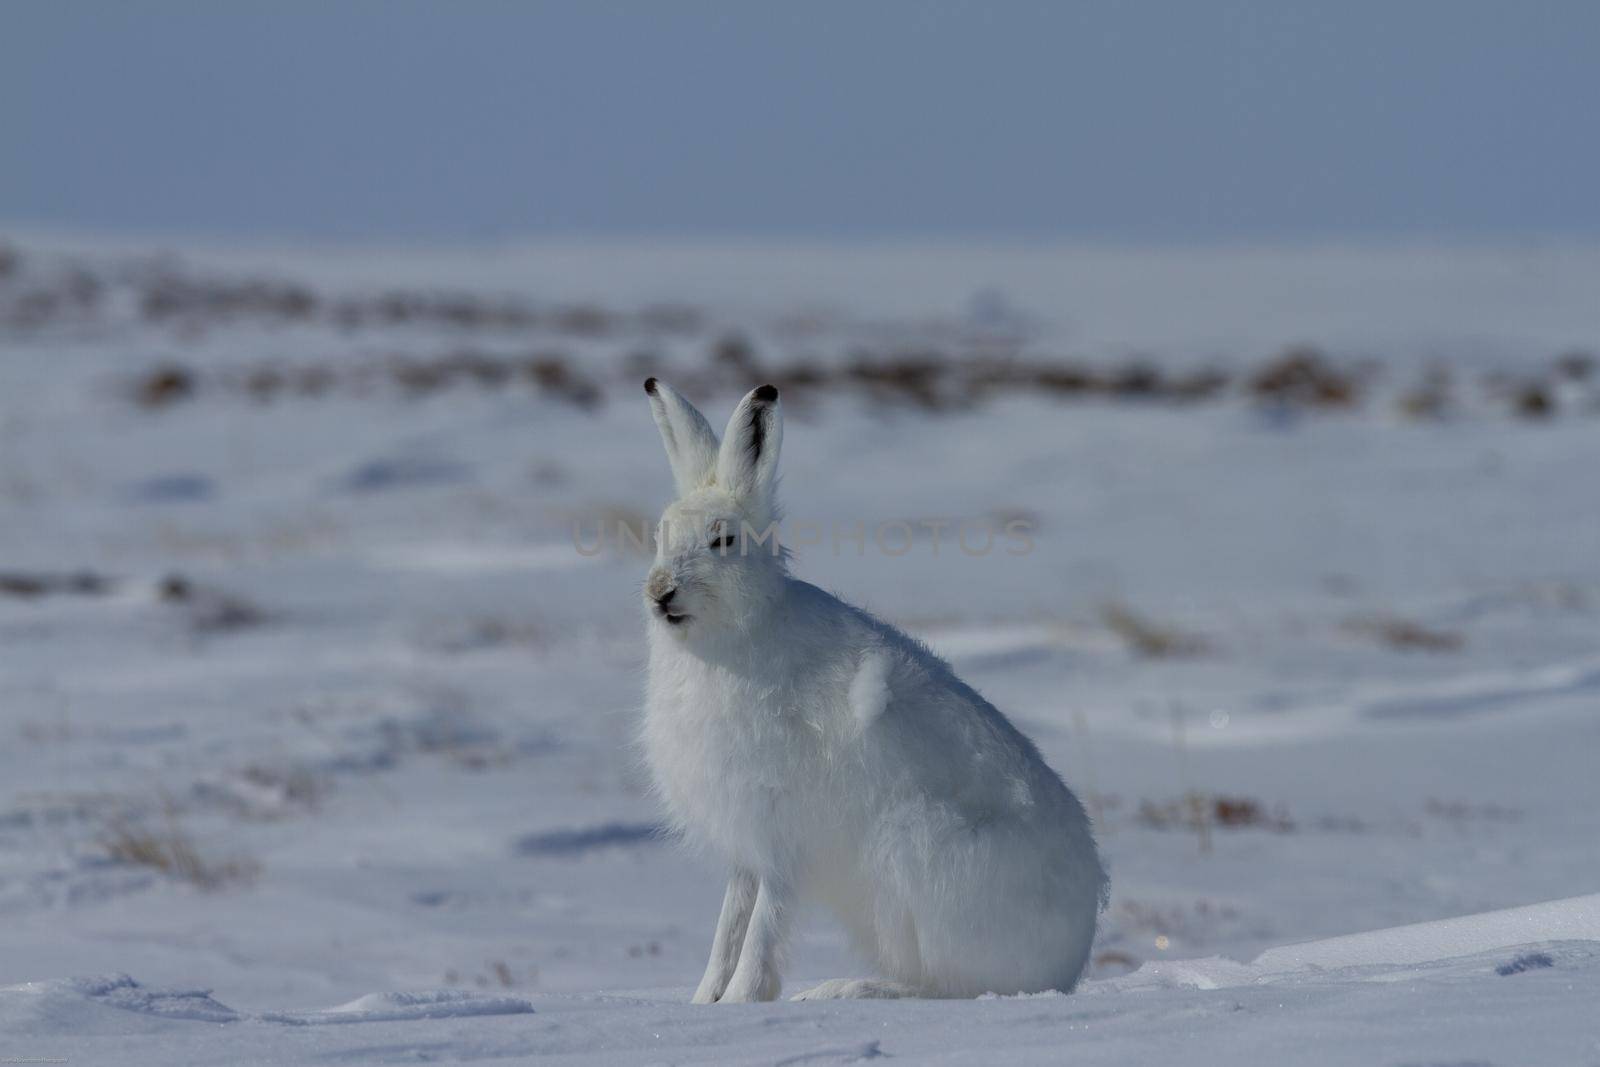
left=690, top=974, right=727, bottom=1004
left=718, top=964, right=781, bottom=1003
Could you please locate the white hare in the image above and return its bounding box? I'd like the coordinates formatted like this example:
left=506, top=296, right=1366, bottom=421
left=639, top=379, right=1107, bottom=1002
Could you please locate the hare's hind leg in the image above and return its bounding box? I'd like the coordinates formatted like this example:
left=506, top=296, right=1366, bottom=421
left=692, top=870, right=757, bottom=1004
left=791, top=978, right=920, bottom=1000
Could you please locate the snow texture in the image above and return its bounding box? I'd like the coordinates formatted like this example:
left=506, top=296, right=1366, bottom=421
left=1, top=236, right=1598, bottom=1063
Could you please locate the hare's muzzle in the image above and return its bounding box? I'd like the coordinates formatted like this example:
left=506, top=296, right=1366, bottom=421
left=646, top=572, right=689, bottom=625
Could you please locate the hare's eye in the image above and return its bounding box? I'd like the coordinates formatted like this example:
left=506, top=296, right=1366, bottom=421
left=708, top=533, right=734, bottom=551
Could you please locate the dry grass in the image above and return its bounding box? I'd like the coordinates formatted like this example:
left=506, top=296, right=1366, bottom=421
left=1556, top=351, right=1595, bottom=382
left=1343, top=614, right=1465, bottom=653
left=1512, top=383, right=1554, bottom=419
left=134, top=364, right=196, bottom=408
left=158, top=573, right=270, bottom=633
left=1138, top=793, right=1295, bottom=834
left=198, top=764, right=327, bottom=820
left=0, top=263, right=103, bottom=329
left=9, top=242, right=1595, bottom=422
left=1396, top=367, right=1454, bottom=420
left=1246, top=346, right=1364, bottom=408
left=445, top=960, right=540, bottom=989
left=99, top=811, right=259, bottom=890
left=1091, top=949, right=1142, bottom=975
left=1100, top=602, right=1210, bottom=658
left=0, top=570, right=114, bottom=599
left=764, top=352, right=1232, bottom=412
left=130, top=350, right=603, bottom=411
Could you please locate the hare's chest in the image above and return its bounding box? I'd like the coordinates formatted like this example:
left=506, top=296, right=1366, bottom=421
left=642, top=652, right=821, bottom=859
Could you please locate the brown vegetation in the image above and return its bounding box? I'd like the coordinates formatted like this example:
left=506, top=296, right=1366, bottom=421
left=1343, top=614, right=1465, bottom=653
left=100, top=812, right=259, bottom=890
left=130, top=350, right=603, bottom=411
left=1246, top=346, right=1363, bottom=408
left=1100, top=602, right=1210, bottom=658
left=5, top=241, right=1586, bottom=422
left=0, top=570, right=113, bottom=598
left=159, top=574, right=270, bottom=633
left=1138, top=793, right=1295, bottom=833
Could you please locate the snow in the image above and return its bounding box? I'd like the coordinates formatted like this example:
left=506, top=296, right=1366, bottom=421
left=1, top=235, right=1598, bottom=1063
left=4, top=908, right=1598, bottom=1063
left=260, top=989, right=536, bottom=1025
left=1108, top=893, right=1600, bottom=991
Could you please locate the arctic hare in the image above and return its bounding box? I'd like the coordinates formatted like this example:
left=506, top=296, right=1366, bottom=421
left=640, top=379, right=1107, bottom=1002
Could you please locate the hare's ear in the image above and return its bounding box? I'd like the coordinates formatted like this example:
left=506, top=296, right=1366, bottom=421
left=716, top=384, right=782, bottom=510
left=644, top=379, right=719, bottom=496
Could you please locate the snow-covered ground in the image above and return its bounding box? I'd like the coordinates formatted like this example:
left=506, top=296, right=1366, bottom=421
left=1, top=236, right=1597, bottom=1064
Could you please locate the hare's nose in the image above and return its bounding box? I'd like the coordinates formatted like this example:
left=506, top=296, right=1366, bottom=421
left=654, top=587, right=676, bottom=606
left=645, top=570, right=675, bottom=602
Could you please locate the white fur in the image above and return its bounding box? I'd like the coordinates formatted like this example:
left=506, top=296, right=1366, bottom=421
left=639, top=381, right=1108, bottom=1003
left=848, top=650, right=892, bottom=731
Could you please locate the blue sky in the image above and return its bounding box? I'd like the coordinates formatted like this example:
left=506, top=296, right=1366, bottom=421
left=3, top=1, right=1597, bottom=241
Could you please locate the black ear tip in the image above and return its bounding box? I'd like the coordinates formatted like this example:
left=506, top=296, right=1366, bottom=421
left=753, top=383, right=778, bottom=403
left=643, top=377, right=658, bottom=396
